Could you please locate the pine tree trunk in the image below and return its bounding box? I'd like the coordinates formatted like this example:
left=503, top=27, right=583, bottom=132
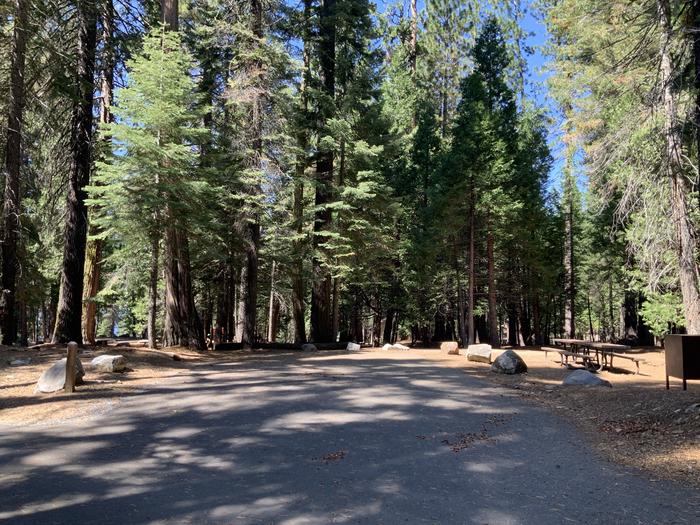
left=158, top=0, right=204, bottom=349
left=82, top=0, right=114, bottom=345
left=290, top=0, right=311, bottom=345
left=310, top=0, right=336, bottom=343
left=237, top=223, right=259, bottom=347
left=467, top=204, right=475, bottom=345
left=53, top=0, right=98, bottom=344
left=291, top=175, right=306, bottom=343
left=161, top=0, right=178, bottom=30
left=410, top=0, right=417, bottom=74
left=693, top=0, right=700, bottom=209
left=487, top=221, right=499, bottom=348
left=383, top=308, right=395, bottom=344
left=267, top=260, right=277, bottom=342
left=148, top=236, right=159, bottom=348
left=1, top=0, right=29, bottom=345
left=659, top=0, right=700, bottom=333
left=563, top=182, right=575, bottom=338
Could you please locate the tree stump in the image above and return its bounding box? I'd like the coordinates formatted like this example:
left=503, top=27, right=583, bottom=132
left=65, top=341, right=78, bottom=393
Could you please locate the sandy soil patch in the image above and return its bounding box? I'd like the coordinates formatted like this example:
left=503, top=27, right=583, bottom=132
left=0, top=343, right=212, bottom=427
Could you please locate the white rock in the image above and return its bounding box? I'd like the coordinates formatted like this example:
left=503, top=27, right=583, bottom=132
left=440, top=341, right=459, bottom=354
left=346, top=342, right=361, bottom=352
left=90, top=354, right=127, bottom=373
left=382, top=343, right=409, bottom=351
left=10, top=358, right=31, bottom=366
left=467, top=344, right=492, bottom=364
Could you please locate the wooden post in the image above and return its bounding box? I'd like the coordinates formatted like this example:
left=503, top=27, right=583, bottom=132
left=65, top=341, right=78, bottom=393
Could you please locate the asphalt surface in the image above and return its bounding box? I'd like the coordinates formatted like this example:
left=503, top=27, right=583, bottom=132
left=1, top=350, right=699, bottom=524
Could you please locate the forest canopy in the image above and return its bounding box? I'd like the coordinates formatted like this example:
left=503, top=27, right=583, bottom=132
left=1, top=0, right=699, bottom=349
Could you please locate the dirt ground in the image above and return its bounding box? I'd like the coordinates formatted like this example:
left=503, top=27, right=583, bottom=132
left=2, top=341, right=700, bottom=489
left=0, top=343, right=208, bottom=426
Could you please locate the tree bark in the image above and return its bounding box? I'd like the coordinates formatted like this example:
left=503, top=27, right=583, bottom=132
left=659, top=0, right=700, bottom=333
left=310, top=0, right=336, bottom=342
left=53, top=0, right=98, bottom=344
left=82, top=0, right=114, bottom=345
left=1, top=0, right=29, bottom=345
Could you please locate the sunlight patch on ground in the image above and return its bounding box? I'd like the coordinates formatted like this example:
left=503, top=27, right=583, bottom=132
left=0, top=493, right=93, bottom=520
left=260, top=409, right=410, bottom=433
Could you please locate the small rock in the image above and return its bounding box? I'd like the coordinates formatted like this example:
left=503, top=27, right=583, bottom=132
left=346, top=342, right=361, bottom=352
left=301, top=343, right=317, bottom=352
left=562, top=369, right=612, bottom=388
left=89, top=354, right=127, bottom=373
left=9, top=358, right=31, bottom=366
left=440, top=341, right=459, bottom=355
left=490, top=350, right=528, bottom=375
left=35, top=357, right=85, bottom=393
left=467, top=344, right=492, bottom=364
left=685, top=403, right=700, bottom=415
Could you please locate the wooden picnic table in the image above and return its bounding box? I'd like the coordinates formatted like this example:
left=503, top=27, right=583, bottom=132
left=550, top=339, right=639, bottom=373
left=551, top=339, right=599, bottom=369
left=586, top=342, right=634, bottom=371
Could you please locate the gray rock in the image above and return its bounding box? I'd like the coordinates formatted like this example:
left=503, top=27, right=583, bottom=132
left=440, top=341, right=459, bottom=355
left=467, top=344, right=492, bottom=364
left=35, top=357, right=85, bottom=393
left=301, top=343, right=317, bottom=352
left=9, top=358, right=31, bottom=366
left=685, top=403, right=700, bottom=414
left=346, top=342, right=361, bottom=352
left=90, top=354, right=127, bottom=373
left=490, top=350, right=528, bottom=375
left=562, top=369, right=612, bottom=387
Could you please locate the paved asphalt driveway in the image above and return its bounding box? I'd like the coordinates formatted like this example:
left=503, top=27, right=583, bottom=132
left=1, top=350, right=699, bottom=524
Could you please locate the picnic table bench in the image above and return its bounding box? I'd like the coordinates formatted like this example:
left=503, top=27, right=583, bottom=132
left=548, top=339, right=641, bottom=374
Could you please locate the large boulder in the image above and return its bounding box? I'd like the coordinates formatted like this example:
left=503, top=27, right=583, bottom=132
left=90, top=354, right=127, bottom=373
left=346, top=342, right=361, bottom=352
left=467, top=344, right=492, bottom=364
left=301, top=343, right=318, bottom=352
left=562, top=370, right=612, bottom=388
left=440, top=341, right=459, bottom=355
left=35, top=357, right=85, bottom=393
left=490, top=350, right=528, bottom=375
